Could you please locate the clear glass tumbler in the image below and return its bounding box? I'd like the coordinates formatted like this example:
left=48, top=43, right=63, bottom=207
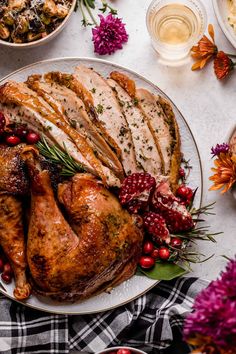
left=146, top=0, right=207, bottom=65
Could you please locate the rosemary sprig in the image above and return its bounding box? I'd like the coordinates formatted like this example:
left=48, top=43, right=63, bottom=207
left=37, top=138, right=84, bottom=177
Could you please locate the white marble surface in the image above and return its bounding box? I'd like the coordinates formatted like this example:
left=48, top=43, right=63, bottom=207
left=0, top=0, right=235, bottom=281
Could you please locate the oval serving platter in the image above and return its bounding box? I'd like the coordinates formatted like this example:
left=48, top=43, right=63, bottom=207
left=0, top=57, right=202, bottom=314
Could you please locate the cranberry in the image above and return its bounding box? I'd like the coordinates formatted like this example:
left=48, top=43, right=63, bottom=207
left=117, top=350, right=132, bottom=354
left=26, top=132, right=40, bottom=144
left=176, top=185, right=193, bottom=204
left=3, top=263, right=12, bottom=275
left=139, top=256, right=155, bottom=269
left=15, top=126, right=28, bottom=139
left=0, top=112, right=6, bottom=128
left=1, top=273, right=12, bottom=284
left=151, top=249, right=159, bottom=259
left=0, top=258, right=4, bottom=272
left=159, top=247, right=170, bottom=260
left=179, top=168, right=185, bottom=178
left=5, top=135, right=21, bottom=146
left=170, top=237, right=183, bottom=249
left=143, top=240, right=154, bottom=255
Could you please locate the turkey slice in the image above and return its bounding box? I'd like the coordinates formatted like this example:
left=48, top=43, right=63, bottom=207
left=26, top=75, right=124, bottom=180
left=107, top=78, right=164, bottom=177
left=74, top=65, right=139, bottom=176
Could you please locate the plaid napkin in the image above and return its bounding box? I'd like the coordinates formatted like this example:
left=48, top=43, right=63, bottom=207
left=0, top=277, right=208, bottom=354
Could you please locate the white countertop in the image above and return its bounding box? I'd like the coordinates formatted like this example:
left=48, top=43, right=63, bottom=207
left=0, top=0, right=235, bottom=281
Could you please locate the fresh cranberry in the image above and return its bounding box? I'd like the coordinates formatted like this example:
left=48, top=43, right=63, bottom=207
left=5, top=135, right=21, bottom=146
left=0, top=112, right=6, bottom=128
left=176, top=185, right=193, bottom=204
left=26, top=132, right=40, bottom=145
left=179, top=168, right=185, bottom=178
left=170, top=237, right=183, bottom=248
left=3, top=263, right=12, bottom=275
left=143, top=240, right=154, bottom=255
left=0, top=258, right=4, bottom=272
left=151, top=249, right=159, bottom=259
left=117, top=349, right=132, bottom=354
left=15, top=126, right=28, bottom=139
left=159, top=247, right=170, bottom=260
left=1, top=273, right=12, bottom=284
left=139, top=256, right=155, bottom=269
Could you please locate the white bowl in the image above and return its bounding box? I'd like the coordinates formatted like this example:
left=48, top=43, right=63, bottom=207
left=212, top=0, right=236, bottom=48
left=0, top=0, right=76, bottom=49
left=96, top=347, right=147, bottom=354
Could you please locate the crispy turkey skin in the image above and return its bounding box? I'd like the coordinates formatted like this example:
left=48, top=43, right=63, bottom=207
left=22, top=147, right=143, bottom=301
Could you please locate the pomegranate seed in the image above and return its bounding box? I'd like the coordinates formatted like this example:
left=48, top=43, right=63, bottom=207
left=1, top=273, right=12, bottom=284
left=0, top=112, right=6, bottom=128
left=3, top=263, right=12, bottom=275
left=143, top=212, right=170, bottom=244
left=139, top=256, right=155, bottom=269
left=5, top=135, right=21, bottom=146
left=117, top=349, right=132, bottom=354
left=26, top=132, right=40, bottom=144
left=179, top=168, right=185, bottom=178
left=151, top=249, right=159, bottom=259
left=143, top=240, right=154, bottom=255
left=159, top=247, right=170, bottom=260
left=0, top=258, right=4, bottom=272
left=171, top=237, right=183, bottom=248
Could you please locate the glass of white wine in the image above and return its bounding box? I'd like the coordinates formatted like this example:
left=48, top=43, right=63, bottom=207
left=146, top=0, right=207, bottom=65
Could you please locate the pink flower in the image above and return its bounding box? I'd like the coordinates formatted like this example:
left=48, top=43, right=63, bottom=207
left=92, top=14, right=128, bottom=55
left=184, top=258, right=236, bottom=353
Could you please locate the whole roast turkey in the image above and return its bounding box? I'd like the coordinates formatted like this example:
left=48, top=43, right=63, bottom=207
left=0, top=145, right=143, bottom=302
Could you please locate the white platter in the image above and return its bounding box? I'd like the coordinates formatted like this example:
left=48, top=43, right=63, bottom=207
left=212, top=0, right=236, bottom=48
left=0, top=57, right=202, bottom=315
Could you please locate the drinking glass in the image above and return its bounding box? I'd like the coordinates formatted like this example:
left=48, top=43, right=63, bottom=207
left=146, top=0, right=207, bottom=65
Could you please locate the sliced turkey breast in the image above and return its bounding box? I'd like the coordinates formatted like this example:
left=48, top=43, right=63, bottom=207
left=74, top=66, right=139, bottom=176
left=107, top=78, right=164, bottom=177
left=26, top=75, right=124, bottom=180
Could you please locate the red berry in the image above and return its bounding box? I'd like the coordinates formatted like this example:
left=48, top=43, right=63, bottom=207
left=139, top=256, right=155, bottom=269
left=151, top=249, right=159, bottom=259
left=0, top=112, right=6, bottom=128
left=0, top=258, right=4, bottom=272
left=119, top=173, right=156, bottom=213
left=171, top=237, right=183, bottom=248
left=14, top=125, right=28, bottom=139
left=26, top=132, right=40, bottom=144
left=3, top=263, right=12, bottom=275
left=117, top=349, right=132, bottom=354
left=5, top=135, right=21, bottom=146
left=159, top=247, right=170, bottom=260
left=143, top=240, right=154, bottom=255
left=143, top=212, right=170, bottom=244
left=176, top=185, right=193, bottom=204
left=179, top=168, right=185, bottom=178
left=1, top=273, right=12, bottom=284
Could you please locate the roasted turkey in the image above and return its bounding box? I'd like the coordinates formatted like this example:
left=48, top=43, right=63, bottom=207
left=21, top=147, right=143, bottom=301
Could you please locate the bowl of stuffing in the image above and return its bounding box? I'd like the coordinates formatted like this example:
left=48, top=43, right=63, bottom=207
left=0, top=0, right=76, bottom=48
left=97, top=347, right=147, bottom=354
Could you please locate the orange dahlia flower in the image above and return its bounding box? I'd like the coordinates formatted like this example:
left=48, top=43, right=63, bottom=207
left=191, top=24, right=218, bottom=70
left=209, top=153, right=236, bottom=193
left=214, top=51, right=234, bottom=79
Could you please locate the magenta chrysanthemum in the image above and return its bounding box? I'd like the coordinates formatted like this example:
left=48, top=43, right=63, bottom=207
left=92, top=14, right=128, bottom=55
left=184, top=258, right=236, bottom=352
left=211, top=143, right=229, bottom=157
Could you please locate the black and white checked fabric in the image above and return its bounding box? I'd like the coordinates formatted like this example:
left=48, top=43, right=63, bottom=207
left=0, top=277, right=208, bottom=354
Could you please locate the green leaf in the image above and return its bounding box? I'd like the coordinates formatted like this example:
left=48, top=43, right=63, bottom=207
left=139, top=262, right=188, bottom=281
